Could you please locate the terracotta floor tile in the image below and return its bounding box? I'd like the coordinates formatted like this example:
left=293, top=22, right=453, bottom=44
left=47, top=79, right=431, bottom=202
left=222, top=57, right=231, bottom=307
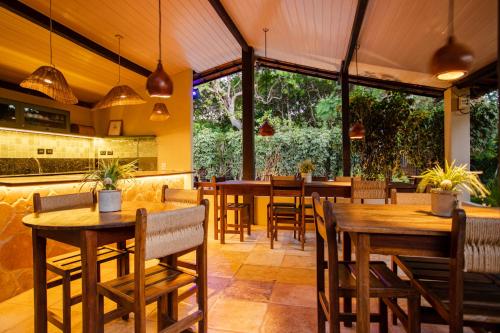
left=208, top=298, right=267, bottom=332
left=235, top=264, right=279, bottom=282
left=276, top=267, right=316, bottom=285
left=281, top=254, right=316, bottom=269
left=244, top=250, right=285, bottom=267
left=270, top=282, right=316, bottom=308
left=223, top=280, right=275, bottom=302
left=260, top=303, right=317, bottom=333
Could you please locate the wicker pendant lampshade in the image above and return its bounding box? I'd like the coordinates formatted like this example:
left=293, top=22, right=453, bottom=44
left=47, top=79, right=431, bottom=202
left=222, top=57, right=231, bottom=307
left=258, top=120, right=275, bottom=136
left=20, top=0, right=77, bottom=104
left=93, top=35, right=145, bottom=110
left=349, top=122, right=365, bottom=140
left=149, top=103, right=170, bottom=121
left=146, top=0, right=173, bottom=98
left=430, top=0, right=474, bottom=81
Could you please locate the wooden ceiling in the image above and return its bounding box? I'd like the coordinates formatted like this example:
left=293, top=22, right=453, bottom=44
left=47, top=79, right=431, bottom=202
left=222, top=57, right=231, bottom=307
left=0, top=0, right=497, bottom=104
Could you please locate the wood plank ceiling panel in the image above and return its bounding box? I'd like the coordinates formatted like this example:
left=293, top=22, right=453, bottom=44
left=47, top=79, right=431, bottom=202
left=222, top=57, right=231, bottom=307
left=355, top=0, right=497, bottom=88
left=221, top=0, right=357, bottom=72
left=0, top=8, right=146, bottom=103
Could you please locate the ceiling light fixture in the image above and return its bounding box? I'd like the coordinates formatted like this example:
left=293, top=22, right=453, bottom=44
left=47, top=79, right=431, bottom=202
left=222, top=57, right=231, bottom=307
left=20, top=0, right=78, bottom=104
left=93, top=35, right=145, bottom=110
left=149, top=102, right=170, bottom=121
left=146, top=0, right=173, bottom=98
left=430, top=0, right=474, bottom=81
left=258, top=28, right=275, bottom=137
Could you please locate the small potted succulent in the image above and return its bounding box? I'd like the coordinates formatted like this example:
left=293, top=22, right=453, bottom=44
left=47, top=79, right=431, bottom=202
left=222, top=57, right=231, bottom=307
left=417, top=160, right=489, bottom=217
left=298, top=159, right=315, bottom=183
left=83, top=159, right=137, bottom=212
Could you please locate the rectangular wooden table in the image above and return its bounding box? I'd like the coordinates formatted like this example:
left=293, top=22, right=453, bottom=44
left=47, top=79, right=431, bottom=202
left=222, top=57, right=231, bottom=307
left=217, top=180, right=351, bottom=243
left=332, top=203, right=500, bottom=333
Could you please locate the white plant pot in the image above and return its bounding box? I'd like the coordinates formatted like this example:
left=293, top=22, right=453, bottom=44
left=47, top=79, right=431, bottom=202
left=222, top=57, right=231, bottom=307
left=301, top=172, right=312, bottom=183
left=430, top=190, right=458, bottom=217
left=98, top=190, right=122, bottom=212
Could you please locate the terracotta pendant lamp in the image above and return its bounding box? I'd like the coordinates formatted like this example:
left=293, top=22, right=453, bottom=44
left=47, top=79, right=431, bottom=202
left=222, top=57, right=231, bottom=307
left=430, top=0, right=474, bottom=81
left=349, top=122, right=365, bottom=140
left=20, top=0, right=78, bottom=104
left=149, top=103, right=170, bottom=121
left=258, top=28, right=275, bottom=137
left=146, top=0, right=173, bottom=98
left=93, top=35, right=145, bottom=110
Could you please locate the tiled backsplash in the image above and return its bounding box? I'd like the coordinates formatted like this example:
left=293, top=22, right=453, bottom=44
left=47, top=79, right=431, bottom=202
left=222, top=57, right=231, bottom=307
left=0, top=129, right=158, bottom=175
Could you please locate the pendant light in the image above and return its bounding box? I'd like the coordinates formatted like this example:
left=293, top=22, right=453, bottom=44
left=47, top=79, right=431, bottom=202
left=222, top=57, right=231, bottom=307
left=93, top=35, right=146, bottom=110
left=146, top=0, right=173, bottom=98
left=430, top=0, right=474, bottom=81
left=258, top=28, right=275, bottom=137
left=20, top=0, right=78, bottom=104
left=350, top=44, right=365, bottom=140
left=149, top=102, right=170, bottom=121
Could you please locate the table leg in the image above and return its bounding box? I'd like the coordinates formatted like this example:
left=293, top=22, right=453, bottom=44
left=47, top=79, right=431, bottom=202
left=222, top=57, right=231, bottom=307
left=356, top=234, right=370, bottom=333
left=32, top=229, right=47, bottom=333
left=343, top=232, right=353, bottom=327
left=81, top=230, right=98, bottom=333
left=220, top=189, right=226, bottom=244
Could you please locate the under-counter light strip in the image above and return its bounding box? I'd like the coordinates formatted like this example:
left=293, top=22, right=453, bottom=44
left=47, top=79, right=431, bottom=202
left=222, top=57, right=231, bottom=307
left=0, top=126, right=94, bottom=139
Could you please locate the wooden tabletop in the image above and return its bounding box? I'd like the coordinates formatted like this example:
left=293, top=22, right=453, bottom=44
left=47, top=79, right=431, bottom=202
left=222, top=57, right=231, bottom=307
left=217, top=180, right=352, bottom=187
left=333, top=204, right=500, bottom=236
left=23, top=201, right=175, bottom=230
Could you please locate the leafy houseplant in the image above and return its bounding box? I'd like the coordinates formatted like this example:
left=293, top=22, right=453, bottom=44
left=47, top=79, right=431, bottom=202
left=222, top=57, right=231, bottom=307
left=83, top=159, right=137, bottom=212
left=298, top=159, right=315, bottom=183
left=417, top=160, right=489, bottom=217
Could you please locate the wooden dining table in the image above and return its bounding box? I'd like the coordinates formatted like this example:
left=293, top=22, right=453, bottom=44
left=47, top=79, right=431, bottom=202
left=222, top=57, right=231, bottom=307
left=217, top=180, right=351, bottom=243
left=23, top=201, right=175, bottom=333
left=332, top=203, right=500, bottom=333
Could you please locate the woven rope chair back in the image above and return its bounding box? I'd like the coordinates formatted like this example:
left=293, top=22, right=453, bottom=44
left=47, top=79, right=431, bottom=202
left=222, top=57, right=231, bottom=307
left=464, top=214, right=500, bottom=274
left=141, top=205, right=206, bottom=260
left=351, top=179, right=387, bottom=201
left=390, top=189, right=431, bottom=205
left=162, top=186, right=201, bottom=208
left=34, top=192, right=95, bottom=213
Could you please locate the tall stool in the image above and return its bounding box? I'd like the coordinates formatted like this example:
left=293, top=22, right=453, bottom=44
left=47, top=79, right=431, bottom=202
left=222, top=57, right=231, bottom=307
left=219, top=178, right=251, bottom=243
left=33, top=192, right=127, bottom=333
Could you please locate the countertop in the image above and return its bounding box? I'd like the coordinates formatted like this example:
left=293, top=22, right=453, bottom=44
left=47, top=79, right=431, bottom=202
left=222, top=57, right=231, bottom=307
left=0, top=170, right=194, bottom=186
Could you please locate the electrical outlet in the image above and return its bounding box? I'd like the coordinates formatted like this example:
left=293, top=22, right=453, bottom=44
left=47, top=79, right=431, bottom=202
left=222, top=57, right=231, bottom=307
left=45, top=149, right=53, bottom=155
left=37, top=148, right=44, bottom=154
left=100, top=151, right=107, bottom=155
left=107, top=151, right=113, bottom=155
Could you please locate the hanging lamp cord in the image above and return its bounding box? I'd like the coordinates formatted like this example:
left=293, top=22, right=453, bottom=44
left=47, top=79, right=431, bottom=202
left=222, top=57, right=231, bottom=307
left=49, top=0, right=53, bottom=66
left=448, top=0, right=454, bottom=38
left=158, top=0, right=162, bottom=62
left=117, top=35, right=121, bottom=84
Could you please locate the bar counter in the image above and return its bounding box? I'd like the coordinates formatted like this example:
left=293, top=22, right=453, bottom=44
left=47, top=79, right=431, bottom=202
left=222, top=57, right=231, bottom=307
left=0, top=170, right=193, bottom=302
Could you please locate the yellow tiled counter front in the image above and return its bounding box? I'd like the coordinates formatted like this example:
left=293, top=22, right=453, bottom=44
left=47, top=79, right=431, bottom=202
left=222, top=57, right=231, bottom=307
left=0, top=172, right=192, bottom=302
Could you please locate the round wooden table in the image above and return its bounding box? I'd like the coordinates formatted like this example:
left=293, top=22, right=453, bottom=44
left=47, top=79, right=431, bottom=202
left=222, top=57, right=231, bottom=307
left=23, top=201, right=172, bottom=333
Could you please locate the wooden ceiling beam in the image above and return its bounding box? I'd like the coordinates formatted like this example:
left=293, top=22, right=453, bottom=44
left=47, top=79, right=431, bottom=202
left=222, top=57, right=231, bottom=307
left=257, top=57, right=339, bottom=81
left=0, top=0, right=151, bottom=78
left=341, top=0, right=369, bottom=74
left=349, top=75, right=444, bottom=98
left=193, top=59, right=242, bottom=86
left=454, top=61, right=497, bottom=89
left=208, top=0, right=249, bottom=52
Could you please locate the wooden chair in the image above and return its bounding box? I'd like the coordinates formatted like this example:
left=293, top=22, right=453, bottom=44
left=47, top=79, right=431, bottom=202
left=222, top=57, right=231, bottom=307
left=351, top=179, right=388, bottom=204
left=266, top=175, right=297, bottom=238
left=333, top=176, right=360, bottom=203
left=270, top=176, right=306, bottom=250
left=311, top=192, right=420, bottom=333
left=97, top=201, right=209, bottom=333
left=33, top=192, right=127, bottom=333
left=393, top=209, right=500, bottom=333
left=197, top=177, right=223, bottom=240
left=217, top=176, right=251, bottom=243
left=390, top=189, right=431, bottom=205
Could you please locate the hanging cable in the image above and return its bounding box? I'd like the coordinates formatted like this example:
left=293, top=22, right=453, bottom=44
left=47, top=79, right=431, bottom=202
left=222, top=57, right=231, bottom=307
left=448, top=0, right=454, bottom=38
left=49, top=0, right=53, bottom=65
left=158, top=0, right=162, bottom=62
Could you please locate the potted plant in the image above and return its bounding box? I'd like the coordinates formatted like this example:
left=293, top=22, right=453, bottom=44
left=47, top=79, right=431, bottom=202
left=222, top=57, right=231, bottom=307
left=298, top=159, right=315, bottom=183
left=83, top=159, right=137, bottom=212
left=417, top=160, right=489, bottom=217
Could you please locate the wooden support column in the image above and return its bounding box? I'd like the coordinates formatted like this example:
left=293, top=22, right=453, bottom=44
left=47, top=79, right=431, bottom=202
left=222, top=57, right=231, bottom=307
left=341, top=63, right=351, bottom=176
left=242, top=47, right=255, bottom=180
left=498, top=2, right=500, bottom=188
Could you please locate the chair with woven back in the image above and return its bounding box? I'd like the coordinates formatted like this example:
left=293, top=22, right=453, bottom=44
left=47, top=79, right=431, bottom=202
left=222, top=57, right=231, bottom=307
left=266, top=175, right=299, bottom=238
left=196, top=176, right=224, bottom=240
left=333, top=176, right=360, bottom=203
left=311, top=192, right=420, bottom=333
left=390, top=189, right=431, bottom=205
left=393, top=209, right=500, bottom=333
left=33, top=192, right=127, bottom=333
left=97, top=200, right=209, bottom=332
left=351, top=179, right=389, bottom=204
left=269, top=175, right=306, bottom=250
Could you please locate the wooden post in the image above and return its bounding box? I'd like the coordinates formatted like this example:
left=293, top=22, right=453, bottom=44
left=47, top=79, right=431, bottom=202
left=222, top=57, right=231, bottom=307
left=242, top=47, right=255, bottom=180
left=341, top=63, right=351, bottom=177
left=497, top=3, right=500, bottom=188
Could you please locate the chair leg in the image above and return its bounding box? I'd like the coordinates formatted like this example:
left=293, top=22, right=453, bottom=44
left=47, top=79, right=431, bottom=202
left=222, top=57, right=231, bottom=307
left=379, top=298, right=388, bottom=333
left=407, top=295, right=421, bottom=333
left=239, top=211, right=244, bottom=242
left=247, top=206, right=251, bottom=236
left=157, top=295, right=168, bottom=331
left=61, top=274, right=71, bottom=333
left=97, top=293, right=104, bottom=333
left=391, top=257, right=398, bottom=325
left=270, top=216, right=275, bottom=249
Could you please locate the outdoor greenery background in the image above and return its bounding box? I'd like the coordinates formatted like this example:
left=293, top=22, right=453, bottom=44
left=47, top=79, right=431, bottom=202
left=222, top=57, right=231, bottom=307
left=193, top=69, right=498, bottom=202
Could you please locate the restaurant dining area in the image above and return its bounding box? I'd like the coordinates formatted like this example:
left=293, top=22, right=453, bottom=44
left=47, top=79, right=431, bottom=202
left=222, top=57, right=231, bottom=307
left=0, top=0, right=499, bottom=332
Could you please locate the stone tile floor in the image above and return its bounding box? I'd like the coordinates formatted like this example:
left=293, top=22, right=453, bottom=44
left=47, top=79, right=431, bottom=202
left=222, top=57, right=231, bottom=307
left=0, top=225, right=468, bottom=332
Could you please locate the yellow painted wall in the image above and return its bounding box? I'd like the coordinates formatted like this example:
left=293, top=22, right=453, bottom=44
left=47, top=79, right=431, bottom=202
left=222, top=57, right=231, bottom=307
left=0, top=87, right=93, bottom=126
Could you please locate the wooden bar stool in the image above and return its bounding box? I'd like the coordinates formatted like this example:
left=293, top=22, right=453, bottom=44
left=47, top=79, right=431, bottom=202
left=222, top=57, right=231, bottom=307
left=312, top=192, right=420, bottom=333
left=197, top=177, right=222, bottom=240
left=33, top=192, right=127, bottom=333
left=97, top=201, right=209, bottom=332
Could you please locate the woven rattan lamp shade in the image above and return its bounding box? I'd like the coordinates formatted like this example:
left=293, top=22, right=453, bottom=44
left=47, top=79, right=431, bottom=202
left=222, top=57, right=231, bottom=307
left=92, top=85, right=146, bottom=110
left=20, top=65, right=78, bottom=104
left=149, top=103, right=170, bottom=121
